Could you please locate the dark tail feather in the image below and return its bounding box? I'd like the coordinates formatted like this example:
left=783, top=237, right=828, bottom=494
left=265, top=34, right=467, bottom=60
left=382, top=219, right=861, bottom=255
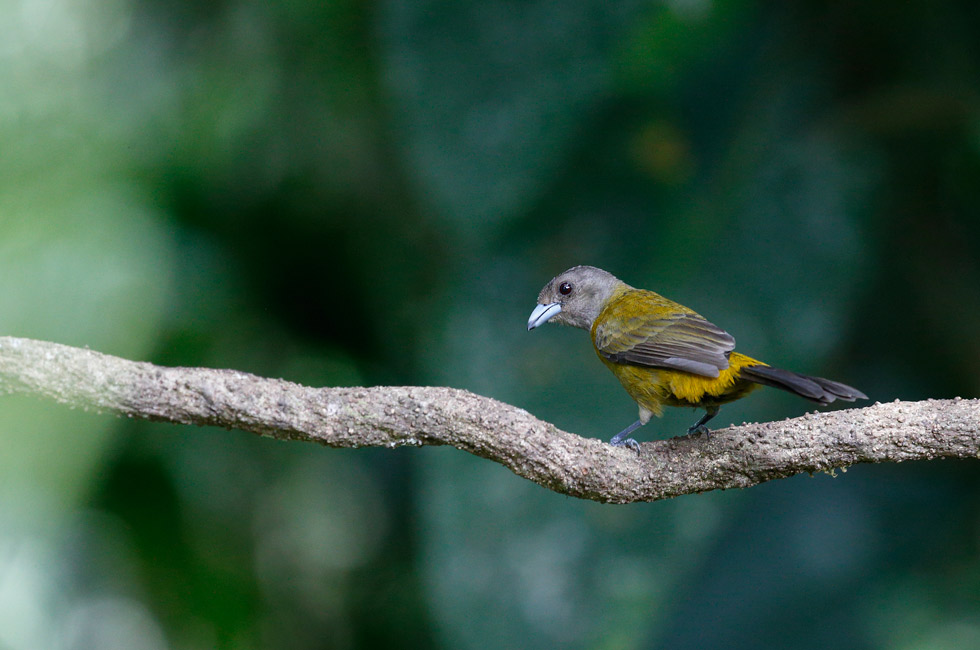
left=741, top=365, right=867, bottom=405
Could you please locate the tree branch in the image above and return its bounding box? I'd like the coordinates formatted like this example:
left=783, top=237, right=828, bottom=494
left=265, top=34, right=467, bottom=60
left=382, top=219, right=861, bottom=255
left=0, top=336, right=975, bottom=503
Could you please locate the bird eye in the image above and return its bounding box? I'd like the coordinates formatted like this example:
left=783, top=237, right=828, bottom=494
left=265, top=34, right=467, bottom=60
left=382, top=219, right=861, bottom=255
left=558, top=282, right=572, bottom=295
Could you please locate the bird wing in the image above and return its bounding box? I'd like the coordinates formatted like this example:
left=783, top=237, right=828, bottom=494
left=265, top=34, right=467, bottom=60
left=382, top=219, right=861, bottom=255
left=593, top=291, right=736, bottom=378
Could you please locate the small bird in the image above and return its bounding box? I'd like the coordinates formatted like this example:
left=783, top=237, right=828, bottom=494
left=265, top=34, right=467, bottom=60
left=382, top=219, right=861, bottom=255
left=527, top=265, right=867, bottom=449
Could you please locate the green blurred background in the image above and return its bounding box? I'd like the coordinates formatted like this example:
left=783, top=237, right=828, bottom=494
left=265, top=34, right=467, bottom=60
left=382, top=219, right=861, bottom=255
left=2, top=0, right=979, bottom=648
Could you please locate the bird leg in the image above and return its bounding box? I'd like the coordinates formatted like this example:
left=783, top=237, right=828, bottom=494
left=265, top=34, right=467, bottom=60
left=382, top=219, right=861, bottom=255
left=609, top=420, right=643, bottom=451
left=686, top=406, right=719, bottom=438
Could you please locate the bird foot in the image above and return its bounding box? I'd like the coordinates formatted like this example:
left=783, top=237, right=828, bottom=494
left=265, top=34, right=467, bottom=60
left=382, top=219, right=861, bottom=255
left=686, top=424, right=711, bottom=439
left=609, top=419, right=643, bottom=452
left=610, top=436, right=641, bottom=452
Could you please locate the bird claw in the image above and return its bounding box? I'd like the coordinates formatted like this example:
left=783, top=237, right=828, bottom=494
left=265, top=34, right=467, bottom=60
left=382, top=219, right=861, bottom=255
left=686, top=424, right=710, bottom=439
left=610, top=437, right=641, bottom=452
left=609, top=419, right=643, bottom=451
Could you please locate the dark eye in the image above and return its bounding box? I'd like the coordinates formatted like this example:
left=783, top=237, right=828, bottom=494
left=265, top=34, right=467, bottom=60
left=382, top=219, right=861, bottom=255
left=558, top=281, right=572, bottom=295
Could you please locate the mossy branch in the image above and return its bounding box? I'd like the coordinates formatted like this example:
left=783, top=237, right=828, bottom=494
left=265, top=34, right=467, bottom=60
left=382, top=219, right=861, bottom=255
left=0, top=336, right=975, bottom=504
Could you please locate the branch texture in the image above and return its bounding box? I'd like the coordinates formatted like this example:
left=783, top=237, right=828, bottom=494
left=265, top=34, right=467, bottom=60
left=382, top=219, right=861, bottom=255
left=0, top=336, right=976, bottom=503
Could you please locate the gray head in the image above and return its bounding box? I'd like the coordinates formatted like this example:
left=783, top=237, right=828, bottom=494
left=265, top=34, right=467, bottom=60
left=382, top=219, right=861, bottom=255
left=527, top=265, right=627, bottom=331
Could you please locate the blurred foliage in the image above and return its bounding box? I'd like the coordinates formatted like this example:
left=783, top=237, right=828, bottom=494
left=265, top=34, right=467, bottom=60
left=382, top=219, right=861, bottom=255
left=1, top=0, right=980, bottom=648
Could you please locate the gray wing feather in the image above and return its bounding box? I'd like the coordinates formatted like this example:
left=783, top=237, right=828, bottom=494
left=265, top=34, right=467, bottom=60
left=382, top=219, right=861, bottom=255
left=595, top=296, right=736, bottom=377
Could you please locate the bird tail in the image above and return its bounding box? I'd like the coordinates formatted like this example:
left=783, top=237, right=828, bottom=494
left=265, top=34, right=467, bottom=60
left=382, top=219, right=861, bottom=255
left=740, top=365, right=867, bottom=405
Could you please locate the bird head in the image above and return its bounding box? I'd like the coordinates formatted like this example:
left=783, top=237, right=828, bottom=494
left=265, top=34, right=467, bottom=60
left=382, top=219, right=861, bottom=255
left=527, top=265, right=626, bottom=331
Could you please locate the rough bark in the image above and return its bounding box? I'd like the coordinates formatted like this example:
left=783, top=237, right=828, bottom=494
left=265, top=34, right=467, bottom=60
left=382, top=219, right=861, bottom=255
left=0, top=336, right=975, bottom=503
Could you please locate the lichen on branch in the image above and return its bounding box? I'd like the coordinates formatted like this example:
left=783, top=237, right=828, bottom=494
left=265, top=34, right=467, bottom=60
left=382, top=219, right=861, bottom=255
left=0, top=336, right=976, bottom=504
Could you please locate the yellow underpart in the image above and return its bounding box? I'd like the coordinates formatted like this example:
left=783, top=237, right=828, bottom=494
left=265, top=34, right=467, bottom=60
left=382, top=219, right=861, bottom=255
left=596, top=350, right=765, bottom=418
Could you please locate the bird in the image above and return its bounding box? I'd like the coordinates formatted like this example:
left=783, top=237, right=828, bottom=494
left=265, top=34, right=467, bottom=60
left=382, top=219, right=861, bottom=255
left=527, top=265, right=867, bottom=450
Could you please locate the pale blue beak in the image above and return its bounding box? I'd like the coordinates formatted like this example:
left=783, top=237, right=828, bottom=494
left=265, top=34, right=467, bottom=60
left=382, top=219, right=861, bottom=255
left=527, top=303, right=562, bottom=331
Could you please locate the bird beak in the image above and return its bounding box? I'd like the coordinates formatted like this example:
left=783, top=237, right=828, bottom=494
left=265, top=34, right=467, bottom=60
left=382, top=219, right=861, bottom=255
left=527, top=302, right=562, bottom=331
